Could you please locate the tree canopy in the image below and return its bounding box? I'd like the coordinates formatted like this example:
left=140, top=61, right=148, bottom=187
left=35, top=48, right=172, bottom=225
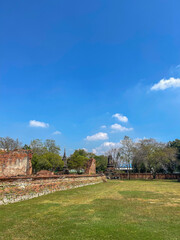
left=30, top=139, right=63, bottom=173
left=0, top=135, right=180, bottom=175
left=68, top=149, right=89, bottom=170
left=168, top=139, right=180, bottom=171
left=0, top=137, right=21, bottom=151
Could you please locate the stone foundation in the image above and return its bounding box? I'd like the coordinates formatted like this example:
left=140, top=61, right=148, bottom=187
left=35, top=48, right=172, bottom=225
left=0, top=175, right=106, bottom=205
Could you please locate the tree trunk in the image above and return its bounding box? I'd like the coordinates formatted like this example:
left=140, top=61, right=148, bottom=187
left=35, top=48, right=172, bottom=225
left=128, top=164, right=130, bottom=180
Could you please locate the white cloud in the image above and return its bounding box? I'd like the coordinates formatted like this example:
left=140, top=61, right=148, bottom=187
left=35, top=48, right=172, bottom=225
left=151, top=77, right=180, bottom=91
left=82, top=148, right=88, bottom=152
left=86, top=132, right=108, bottom=141
left=112, top=113, right=128, bottom=122
left=111, top=123, right=133, bottom=132
left=92, top=141, right=122, bottom=155
left=101, top=125, right=107, bottom=129
left=53, top=131, right=61, bottom=135
left=29, top=120, right=49, bottom=128
left=92, top=149, right=97, bottom=154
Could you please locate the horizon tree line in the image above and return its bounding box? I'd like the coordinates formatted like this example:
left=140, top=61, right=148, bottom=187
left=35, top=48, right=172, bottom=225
left=0, top=136, right=180, bottom=175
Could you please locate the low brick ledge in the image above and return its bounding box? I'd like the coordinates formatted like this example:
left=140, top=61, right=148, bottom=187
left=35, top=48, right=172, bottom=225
left=0, top=174, right=105, bottom=182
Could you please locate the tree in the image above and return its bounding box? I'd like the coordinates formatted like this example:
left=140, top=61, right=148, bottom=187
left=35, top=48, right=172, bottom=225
left=115, top=136, right=134, bottom=179
left=133, top=139, right=177, bottom=178
left=68, top=149, right=89, bottom=171
left=30, top=139, right=60, bottom=154
left=163, top=147, right=177, bottom=173
left=31, top=153, right=51, bottom=172
left=44, top=139, right=60, bottom=154
left=23, top=144, right=31, bottom=150
left=0, top=137, right=22, bottom=151
left=45, top=152, right=63, bottom=171
left=132, top=138, right=158, bottom=173
left=94, top=155, right=108, bottom=172
left=30, top=139, right=62, bottom=173
left=147, top=147, right=166, bottom=178
left=30, top=139, right=46, bottom=155
left=168, top=139, right=180, bottom=171
left=31, top=152, right=63, bottom=173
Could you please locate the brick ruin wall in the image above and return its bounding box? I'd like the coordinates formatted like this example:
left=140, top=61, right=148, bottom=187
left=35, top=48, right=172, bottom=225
left=85, top=158, right=96, bottom=175
left=106, top=172, right=180, bottom=180
left=0, top=175, right=106, bottom=205
left=0, top=150, right=32, bottom=177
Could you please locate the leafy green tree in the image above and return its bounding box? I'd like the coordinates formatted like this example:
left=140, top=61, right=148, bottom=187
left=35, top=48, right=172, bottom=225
left=32, top=152, right=63, bottom=173
left=94, top=155, right=108, bottom=172
left=68, top=149, right=89, bottom=170
left=23, top=144, right=31, bottom=150
left=31, top=153, right=39, bottom=173
left=30, top=139, right=62, bottom=173
left=35, top=154, right=52, bottom=172
left=45, top=152, right=63, bottom=171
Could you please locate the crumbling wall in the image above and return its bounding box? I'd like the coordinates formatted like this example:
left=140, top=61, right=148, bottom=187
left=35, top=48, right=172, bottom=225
left=0, top=175, right=106, bottom=205
left=36, top=170, right=54, bottom=176
left=0, top=150, right=32, bottom=177
left=85, top=158, right=96, bottom=175
left=105, top=172, right=180, bottom=180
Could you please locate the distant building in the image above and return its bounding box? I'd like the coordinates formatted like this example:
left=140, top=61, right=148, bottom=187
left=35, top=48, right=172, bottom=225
left=115, top=167, right=133, bottom=172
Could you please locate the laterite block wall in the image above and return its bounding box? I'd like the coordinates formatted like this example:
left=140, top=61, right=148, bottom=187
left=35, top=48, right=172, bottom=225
left=0, top=150, right=32, bottom=177
left=0, top=175, right=106, bottom=205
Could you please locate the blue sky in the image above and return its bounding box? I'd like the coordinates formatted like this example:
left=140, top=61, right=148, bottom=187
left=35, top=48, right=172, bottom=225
left=1, top=0, right=180, bottom=155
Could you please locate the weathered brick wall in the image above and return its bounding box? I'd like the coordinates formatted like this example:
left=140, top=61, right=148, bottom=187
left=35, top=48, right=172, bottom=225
left=0, top=150, right=32, bottom=177
left=85, top=158, right=96, bottom=175
left=106, top=172, right=180, bottom=180
left=0, top=175, right=106, bottom=205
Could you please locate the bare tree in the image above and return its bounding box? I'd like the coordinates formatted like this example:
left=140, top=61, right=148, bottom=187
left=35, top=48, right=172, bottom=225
left=44, top=139, right=60, bottom=154
left=30, top=139, right=60, bottom=155
left=107, top=137, right=134, bottom=179
left=30, top=139, right=46, bottom=155
left=0, top=137, right=22, bottom=151
left=107, top=148, right=119, bottom=168
left=117, top=136, right=134, bottom=179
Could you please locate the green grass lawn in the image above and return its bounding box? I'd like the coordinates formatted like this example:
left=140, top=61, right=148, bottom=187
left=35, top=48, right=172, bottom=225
left=0, top=180, right=180, bottom=240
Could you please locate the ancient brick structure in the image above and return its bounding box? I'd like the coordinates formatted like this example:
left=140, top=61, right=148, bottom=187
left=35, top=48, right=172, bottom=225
left=85, top=158, right=96, bottom=175
left=0, top=150, right=32, bottom=177
left=104, top=172, right=180, bottom=180
left=0, top=175, right=106, bottom=205
left=36, top=170, right=54, bottom=176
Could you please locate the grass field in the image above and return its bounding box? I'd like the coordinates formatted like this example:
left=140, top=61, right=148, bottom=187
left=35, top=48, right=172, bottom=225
left=0, top=180, right=180, bottom=240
